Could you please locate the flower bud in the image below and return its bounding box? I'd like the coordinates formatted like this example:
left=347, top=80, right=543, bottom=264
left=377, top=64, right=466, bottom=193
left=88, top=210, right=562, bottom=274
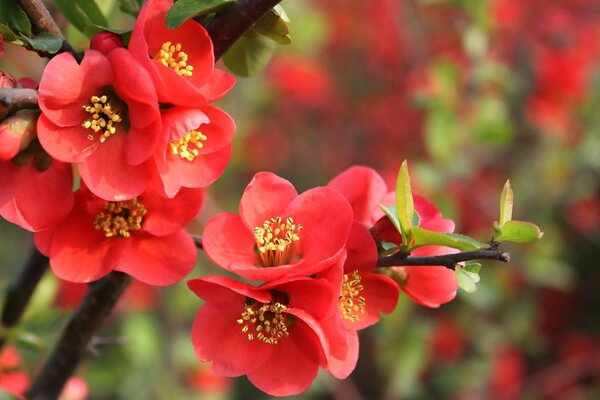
left=0, top=109, right=38, bottom=161
left=90, top=31, right=124, bottom=55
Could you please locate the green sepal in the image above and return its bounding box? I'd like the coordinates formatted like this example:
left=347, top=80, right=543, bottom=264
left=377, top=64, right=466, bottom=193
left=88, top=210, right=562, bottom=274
left=165, top=0, right=236, bottom=29
left=493, top=220, right=543, bottom=243
left=411, top=227, right=489, bottom=251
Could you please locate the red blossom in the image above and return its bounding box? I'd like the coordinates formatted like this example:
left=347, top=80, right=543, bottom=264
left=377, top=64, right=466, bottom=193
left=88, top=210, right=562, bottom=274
left=202, top=172, right=353, bottom=281
left=0, top=347, right=29, bottom=397
left=188, top=275, right=342, bottom=396
left=37, top=48, right=161, bottom=200
left=128, top=0, right=235, bottom=106
left=35, top=185, right=202, bottom=286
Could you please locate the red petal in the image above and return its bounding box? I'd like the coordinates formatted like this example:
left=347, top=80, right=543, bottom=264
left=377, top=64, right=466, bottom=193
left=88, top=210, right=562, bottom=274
left=196, top=68, right=236, bottom=103
left=239, top=172, right=298, bottom=229
left=37, top=115, right=98, bottom=163
left=187, top=275, right=271, bottom=307
left=142, top=187, right=204, bottom=236
left=345, top=222, right=378, bottom=272
left=262, top=277, right=337, bottom=320
left=326, top=328, right=359, bottom=379
left=114, top=230, right=196, bottom=286
left=401, top=265, right=458, bottom=308
left=350, top=272, right=399, bottom=329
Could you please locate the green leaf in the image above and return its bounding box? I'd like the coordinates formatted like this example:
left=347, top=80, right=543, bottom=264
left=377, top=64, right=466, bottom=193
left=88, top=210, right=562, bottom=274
left=21, top=32, right=63, bottom=54
left=15, top=330, right=45, bottom=351
left=494, top=220, right=543, bottom=243
left=0, top=23, right=18, bottom=41
left=54, top=0, right=90, bottom=32
left=456, top=265, right=478, bottom=293
left=165, top=0, right=235, bottom=29
left=381, top=241, right=398, bottom=251
left=499, top=180, right=513, bottom=226
left=77, top=0, right=108, bottom=27
left=0, top=0, right=31, bottom=36
left=411, top=227, right=489, bottom=251
left=0, top=389, right=21, bottom=400
left=379, top=204, right=403, bottom=239
left=252, top=5, right=292, bottom=45
left=395, top=160, right=414, bottom=243
left=222, top=33, right=276, bottom=77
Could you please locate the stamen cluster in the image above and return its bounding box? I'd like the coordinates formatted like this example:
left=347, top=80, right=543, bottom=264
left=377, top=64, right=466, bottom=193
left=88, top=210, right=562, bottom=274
left=339, top=270, right=366, bottom=322
left=237, top=301, right=290, bottom=345
left=254, top=216, right=302, bottom=266
left=155, top=41, right=194, bottom=77
left=168, top=130, right=207, bottom=161
left=93, top=197, right=146, bottom=238
left=82, top=95, right=122, bottom=143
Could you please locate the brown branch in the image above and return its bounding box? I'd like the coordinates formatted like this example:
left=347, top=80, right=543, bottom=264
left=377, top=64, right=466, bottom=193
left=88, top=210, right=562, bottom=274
left=204, top=0, right=283, bottom=60
left=0, top=88, right=39, bottom=108
left=192, top=234, right=202, bottom=249
left=15, top=0, right=79, bottom=58
left=26, top=272, right=131, bottom=400
left=0, top=244, right=48, bottom=351
left=377, top=249, right=511, bottom=269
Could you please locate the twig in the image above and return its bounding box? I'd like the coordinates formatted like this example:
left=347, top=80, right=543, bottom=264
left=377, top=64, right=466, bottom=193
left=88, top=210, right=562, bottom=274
left=26, top=272, right=132, bottom=400
left=204, top=0, right=283, bottom=60
left=192, top=234, right=202, bottom=249
left=15, top=0, right=79, bottom=58
left=0, top=244, right=48, bottom=351
left=0, top=88, right=39, bottom=108
left=377, top=249, right=511, bottom=269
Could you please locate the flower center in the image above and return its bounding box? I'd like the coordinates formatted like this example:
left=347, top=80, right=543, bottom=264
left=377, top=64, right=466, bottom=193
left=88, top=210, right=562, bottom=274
left=168, top=130, right=207, bottom=161
left=339, top=270, right=366, bottom=322
left=254, top=216, right=302, bottom=267
left=237, top=301, right=289, bottom=345
left=82, top=95, right=123, bottom=143
left=154, top=41, right=194, bottom=77
left=93, top=197, right=146, bottom=238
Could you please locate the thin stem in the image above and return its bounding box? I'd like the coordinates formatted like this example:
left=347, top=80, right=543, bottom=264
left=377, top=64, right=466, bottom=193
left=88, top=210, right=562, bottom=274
left=0, top=88, right=39, bottom=108
left=204, top=0, right=283, bottom=60
left=0, top=244, right=48, bottom=351
left=26, top=272, right=131, bottom=400
left=377, top=249, right=511, bottom=269
left=15, top=0, right=79, bottom=58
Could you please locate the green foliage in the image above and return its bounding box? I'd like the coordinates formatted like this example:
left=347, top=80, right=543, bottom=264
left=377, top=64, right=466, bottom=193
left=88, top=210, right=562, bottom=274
left=395, top=160, right=415, bottom=244
left=0, top=0, right=31, bottom=36
left=498, top=180, right=513, bottom=225
left=494, top=220, right=544, bottom=243
left=21, top=33, right=63, bottom=54
left=165, top=0, right=236, bottom=29
left=54, top=0, right=109, bottom=38
left=411, top=227, right=489, bottom=251
left=456, top=262, right=482, bottom=293
left=252, top=5, right=291, bottom=45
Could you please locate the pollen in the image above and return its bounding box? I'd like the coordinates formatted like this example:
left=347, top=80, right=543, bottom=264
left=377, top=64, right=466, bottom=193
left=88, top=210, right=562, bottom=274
left=82, top=95, right=123, bottom=143
left=339, top=270, right=366, bottom=322
left=168, top=130, right=207, bottom=161
left=154, top=41, right=194, bottom=77
left=254, top=216, right=302, bottom=267
left=237, top=301, right=289, bottom=345
left=93, top=197, right=146, bottom=238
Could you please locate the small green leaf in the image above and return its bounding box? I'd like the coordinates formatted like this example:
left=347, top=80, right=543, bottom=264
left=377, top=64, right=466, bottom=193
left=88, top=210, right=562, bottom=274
left=379, top=204, right=403, bottom=237
left=464, top=262, right=481, bottom=275
left=456, top=265, right=478, bottom=293
left=0, top=23, right=18, bottom=41
left=252, top=5, right=292, bottom=45
left=54, top=0, right=90, bottom=33
left=165, top=0, right=236, bottom=29
left=76, top=0, right=108, bottom=27
left=381, top=242, right=398, bottom=251
left=0, top=0, right=31, bottom=36
left=499, top=180, right=513, bottom=226
left=222, top=33, right=275, bottom=77
left=395, top=160, right=414, bottom=243
left=21, top=33, right=63, bottom=54
left=412, top=227, right=489, bottom=251
left=494, top=220, right=543, bottom=243
left=15, top=330, right=45, bottom=351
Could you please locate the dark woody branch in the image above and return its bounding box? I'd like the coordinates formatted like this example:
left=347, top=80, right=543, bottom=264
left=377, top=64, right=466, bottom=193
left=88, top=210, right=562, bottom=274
left=0, top=88, right=39, bottom=108
left=377, top=249, right=511, bottom=270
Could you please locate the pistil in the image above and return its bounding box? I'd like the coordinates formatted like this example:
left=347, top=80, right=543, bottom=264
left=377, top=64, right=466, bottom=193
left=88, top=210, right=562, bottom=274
left=254, top=216, right=302, bottom=267
left=93, top=197, right=146, bottom=238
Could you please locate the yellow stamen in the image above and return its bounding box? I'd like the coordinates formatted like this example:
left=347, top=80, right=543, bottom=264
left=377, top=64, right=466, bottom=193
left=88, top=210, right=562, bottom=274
left=237, top=302, right=289, bottom=344
left=254, top=216, right=302, bottom=267
left=82, top=95, right=122, bottom=143
left=93, top=197, right=146, bottom=238
left=154, top=41, right=194, bottom=77
left=339, top=270, right=366, bottom=322
left=168, top=130, right=207, bottom=161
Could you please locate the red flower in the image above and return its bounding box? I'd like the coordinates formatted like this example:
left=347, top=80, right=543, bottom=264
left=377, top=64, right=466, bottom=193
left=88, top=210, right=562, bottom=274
left=129, top=0, right=235, bottom=106
left=0, top=148, right=74, bottom=232
left=36, top=48, right=161, bottom=200
left=0, top=346, right=29, bottom=397
left=201, top=172, right=353, bottom=281
left=151, top=105, right=235, bottom=197
left=188, top=275, right=339, bottom=396
left=35, top=185, right=202, bottom=286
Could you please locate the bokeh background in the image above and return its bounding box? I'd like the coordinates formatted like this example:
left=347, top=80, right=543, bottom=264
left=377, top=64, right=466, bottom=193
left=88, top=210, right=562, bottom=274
left=1, top=0, right=599, bottom=398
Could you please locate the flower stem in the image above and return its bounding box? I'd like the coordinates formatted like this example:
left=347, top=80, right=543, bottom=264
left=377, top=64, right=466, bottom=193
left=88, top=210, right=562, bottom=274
left=0, top=88, right=39, bottom=109
left=0, top=244, right=48, bottom=351
left=204, top=0, right=283, bottom=60
left=377, top=249, right=511, bottom=269
left=26, top=272, right=131, bottom=400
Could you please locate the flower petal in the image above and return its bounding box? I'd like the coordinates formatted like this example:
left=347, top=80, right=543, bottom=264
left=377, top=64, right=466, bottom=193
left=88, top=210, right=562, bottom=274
left=142, top=187, right=204, bottom=236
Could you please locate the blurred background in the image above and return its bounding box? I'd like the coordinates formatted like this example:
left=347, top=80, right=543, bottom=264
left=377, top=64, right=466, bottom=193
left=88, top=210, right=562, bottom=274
left=1, top=0, right=599, bottom=398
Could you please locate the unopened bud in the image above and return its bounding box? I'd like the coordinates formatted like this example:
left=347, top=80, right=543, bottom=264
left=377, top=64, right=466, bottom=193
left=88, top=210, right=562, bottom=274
left=0, top=109, right=38, bottom=161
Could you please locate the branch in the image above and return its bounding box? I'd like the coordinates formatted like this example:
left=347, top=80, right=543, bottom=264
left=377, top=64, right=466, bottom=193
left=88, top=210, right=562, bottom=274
left=192, top=234, right=202, bottom=249
left=0, top=244, right=48, bottom=351
left=0, top=88, right=39, bottom=108
left=26, top=272, right=131, bottom=400
left=15, top=0, right=79, bottom=58
left=204, top=0, right=283, bottom=60
left=377, top=249, right=511, bottom=269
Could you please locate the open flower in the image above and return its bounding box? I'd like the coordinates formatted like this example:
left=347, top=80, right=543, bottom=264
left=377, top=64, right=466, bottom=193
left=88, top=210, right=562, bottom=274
left=35, top=185, right=202, bottom=286
left=129, top=0, right=235, bottom=106
left=201, top=172, right=353, bottom=281
left=188, top=275, right=340, bottom=396
left=152, top=105, right=235, bottom=197
left=36, top=48, right=161, bottom=200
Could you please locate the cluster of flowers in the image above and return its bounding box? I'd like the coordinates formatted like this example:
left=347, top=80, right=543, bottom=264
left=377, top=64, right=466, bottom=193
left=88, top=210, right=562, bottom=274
left=189, top=166, right=459, bottom=395
left=0, top=0, right=235, bottom=285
